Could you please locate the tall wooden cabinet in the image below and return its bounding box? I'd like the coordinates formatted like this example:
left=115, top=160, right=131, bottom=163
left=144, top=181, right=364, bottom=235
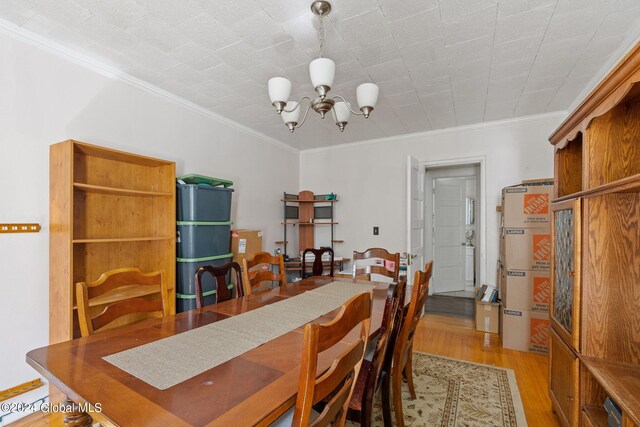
left=50, top=140, right=176, bottom=344
left=548, top=44, right=640, bottom=426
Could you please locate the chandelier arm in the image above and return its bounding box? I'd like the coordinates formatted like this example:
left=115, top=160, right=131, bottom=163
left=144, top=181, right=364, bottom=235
left=294, top=103, right=314, bottom=129
left=282, top=96, right=313, bottom=113
left=330, top=95, right=365, bottom=115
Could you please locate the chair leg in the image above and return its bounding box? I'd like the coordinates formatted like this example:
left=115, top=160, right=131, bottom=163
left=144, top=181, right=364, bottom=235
left=404, top=351, right=417, bottom=400
left=381, top=372, right=393, bottom=427
left=392, top=366, right=405, bottom=427
left=359, top=398, right=372, bottom=427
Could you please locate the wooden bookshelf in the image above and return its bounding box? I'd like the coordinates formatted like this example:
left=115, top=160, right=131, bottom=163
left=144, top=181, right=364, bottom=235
left=548, top=42, right=640, bottom=427
left=581, top=357, right=640, bottom=426
left=73, top=182, right=173, bottom=197
left=582, top=405, right=608, bottom=427
left=50, top=140, right=176, bottom=345
left=552, top=172, right=640, bottom=202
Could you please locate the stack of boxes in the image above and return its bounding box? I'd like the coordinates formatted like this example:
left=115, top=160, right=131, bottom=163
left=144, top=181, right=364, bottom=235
left=500, top=179, right=553, bottom=354
left=175, top=175, right=234, bottom=312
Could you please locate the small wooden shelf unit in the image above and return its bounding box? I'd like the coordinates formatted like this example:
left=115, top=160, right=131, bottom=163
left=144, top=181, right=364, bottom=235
left=548, top=43, right=640, bottom=427
left=279, top=191, right=341, bottom=270
left=50, top=140, right=176, bottom=343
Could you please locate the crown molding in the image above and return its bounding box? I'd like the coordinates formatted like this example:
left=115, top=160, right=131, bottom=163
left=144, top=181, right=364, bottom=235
left=300, top=111, right=568, bottom=154
left=568, top=20, right=640, bottom=113
left=0, top=18, right=299, bottom=154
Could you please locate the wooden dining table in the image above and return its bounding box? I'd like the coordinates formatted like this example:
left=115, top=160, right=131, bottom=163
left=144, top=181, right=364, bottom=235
left=27, top=277, right=396, bottom=427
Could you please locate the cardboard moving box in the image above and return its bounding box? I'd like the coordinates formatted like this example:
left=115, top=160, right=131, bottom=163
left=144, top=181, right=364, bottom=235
left=230, top=229, right=263, bottom=265
left=503, top=270, right=550, bottom=312
left=503, top=228, right=551, bottom=271
left=475, top=301, right=500, bottom=333
left=501, top=309, right=550, bottom=354
left=502, top=181, right=553, bottom=228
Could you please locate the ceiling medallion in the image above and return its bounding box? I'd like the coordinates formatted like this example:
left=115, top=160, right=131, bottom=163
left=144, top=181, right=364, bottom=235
left=267, top=1, right=380, bottom=133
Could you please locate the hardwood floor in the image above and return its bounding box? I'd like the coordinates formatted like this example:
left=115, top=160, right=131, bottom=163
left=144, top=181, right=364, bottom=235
left=10, top=313, right=559, bottom=426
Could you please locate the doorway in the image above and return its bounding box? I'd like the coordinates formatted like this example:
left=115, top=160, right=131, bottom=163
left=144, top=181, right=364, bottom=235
left=424, top=163, right=481, bottom=299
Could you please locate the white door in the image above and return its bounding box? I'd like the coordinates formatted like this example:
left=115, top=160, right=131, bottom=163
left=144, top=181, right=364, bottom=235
left=433, top=177, right=466, bottom=293
left=407, top=156, right=424, bottom=284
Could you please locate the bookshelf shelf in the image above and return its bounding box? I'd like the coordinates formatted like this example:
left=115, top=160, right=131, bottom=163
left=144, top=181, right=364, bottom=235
left=50, top=140, right=176, bottom=345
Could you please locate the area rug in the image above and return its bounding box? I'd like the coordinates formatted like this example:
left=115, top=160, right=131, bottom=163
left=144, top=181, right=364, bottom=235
left=363, top=352, right=528, bottom=426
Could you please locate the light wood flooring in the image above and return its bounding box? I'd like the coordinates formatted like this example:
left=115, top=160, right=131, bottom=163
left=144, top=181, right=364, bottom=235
left=10, top=313, right=559, bottom=426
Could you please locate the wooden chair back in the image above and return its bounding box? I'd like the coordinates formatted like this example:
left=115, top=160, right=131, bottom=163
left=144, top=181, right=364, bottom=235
left=194, top=261, right=244, bottom=309
left=241, top=252, right=287, bottom=296
left=395, top=261, right=432, bottom=368
left=292, top=291, right=373, bottom=427
left=302, top=247, right=335, bottom=278
left=389, top=262, right=432, bottom=427
left=347, top=278, right=407, bottom=426
left=372, top=278, right=406, bottom=391
left=76, top=268, right=167, bottom=337
left=352, top=248, right=400, bottom=281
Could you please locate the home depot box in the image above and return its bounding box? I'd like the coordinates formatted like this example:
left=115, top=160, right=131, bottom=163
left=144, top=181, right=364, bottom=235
left=503, top=228, right=551, bottom=271
left=475, top=301, right=500, bottom=333
left=502, top=180, right=553, bottom=228
left=501, top=309, right=550, bottom=354
left=503, top=270, right=550, bottom=312
left=230, top=229, right=263, bottom=264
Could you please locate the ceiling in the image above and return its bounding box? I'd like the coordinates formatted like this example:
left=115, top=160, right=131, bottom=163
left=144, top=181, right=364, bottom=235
left=1, top=0, right=640, bottom=150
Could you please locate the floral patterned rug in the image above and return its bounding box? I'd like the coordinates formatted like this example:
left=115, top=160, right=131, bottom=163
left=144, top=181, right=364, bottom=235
left=364, top=352, right=528, bottom=426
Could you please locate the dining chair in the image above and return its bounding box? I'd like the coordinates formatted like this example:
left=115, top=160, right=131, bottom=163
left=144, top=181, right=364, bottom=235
left=390, top=261, right=433, bottom=427
left=291, top=290, right=373, bottom=426
left=352, top=248, right=400, bottom=281
left=241, top=252, right=287, bottom=296
left=347, top=278, right=406, bottom=427
left=194, top=261, right=244, bottom=309
left=301, top=247, right=335, bottom=278
left=76, top=267, right=168, bottom=337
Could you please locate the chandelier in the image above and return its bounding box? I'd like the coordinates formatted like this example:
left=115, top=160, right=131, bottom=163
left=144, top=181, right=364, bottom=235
left=267, top=1, right=380, bottom=133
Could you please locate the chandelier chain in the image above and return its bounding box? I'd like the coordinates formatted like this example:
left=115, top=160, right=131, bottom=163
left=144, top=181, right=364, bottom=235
left=318, top=13, right=324, bottom=58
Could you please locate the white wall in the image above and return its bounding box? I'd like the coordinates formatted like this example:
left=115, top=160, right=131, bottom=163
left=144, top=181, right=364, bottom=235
left=0, top=30, right=299, bottom=391
left=300, top=113, right=564, bottom=285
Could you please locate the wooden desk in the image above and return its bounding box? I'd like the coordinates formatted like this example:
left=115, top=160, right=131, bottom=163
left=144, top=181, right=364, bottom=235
left=27, top=277, right=392, bottom=427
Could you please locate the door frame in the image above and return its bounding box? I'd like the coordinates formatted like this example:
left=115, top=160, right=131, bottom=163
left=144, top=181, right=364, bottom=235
left=420, top=156, right=487, bottom=287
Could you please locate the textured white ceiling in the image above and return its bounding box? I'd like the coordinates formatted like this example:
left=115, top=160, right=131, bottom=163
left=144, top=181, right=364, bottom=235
left=2, top=0, right=640, bottom=149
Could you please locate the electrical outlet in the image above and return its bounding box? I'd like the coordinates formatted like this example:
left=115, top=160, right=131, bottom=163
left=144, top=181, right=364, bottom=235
left=373, top=226, right=379, bottom=235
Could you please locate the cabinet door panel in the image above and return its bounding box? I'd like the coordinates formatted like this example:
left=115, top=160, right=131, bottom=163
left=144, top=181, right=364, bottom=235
left=551, top=199, right=581, bottom=350
left=550, top=328, right=579, bottom=426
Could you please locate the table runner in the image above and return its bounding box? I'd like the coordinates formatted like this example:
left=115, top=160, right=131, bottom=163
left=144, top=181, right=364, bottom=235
left=103, top=281, right=375, bottom=390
